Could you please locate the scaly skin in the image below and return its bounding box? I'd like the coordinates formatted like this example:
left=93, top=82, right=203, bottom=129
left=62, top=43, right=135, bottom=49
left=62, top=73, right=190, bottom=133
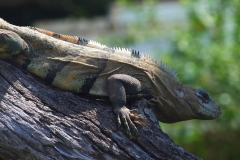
left=0, top=18, right=221, bottom=138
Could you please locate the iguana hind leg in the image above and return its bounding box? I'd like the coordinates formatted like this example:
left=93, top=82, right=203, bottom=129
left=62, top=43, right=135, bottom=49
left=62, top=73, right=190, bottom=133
left=107, top=74, right=145, bottom=138
left=0, top=29, right=28, bottom=59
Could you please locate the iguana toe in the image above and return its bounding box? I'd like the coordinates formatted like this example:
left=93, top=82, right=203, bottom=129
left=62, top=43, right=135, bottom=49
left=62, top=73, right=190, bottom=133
left=115, top=106, right=145, bottom=138
left=130, top=109, right=145, bottom=124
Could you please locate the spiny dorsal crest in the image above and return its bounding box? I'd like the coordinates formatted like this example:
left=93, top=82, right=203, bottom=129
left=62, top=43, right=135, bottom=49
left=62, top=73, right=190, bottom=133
left=159, top=61, right=178, bottom=79
left=113, top=47, right=178, bottom=79
left=131, top=49, right=178, bottom=79
left=131, top=49, right=141, bottom=58
left=88, top=39, right=107, bottom=48
left=111, top=47, right=132, bottom=55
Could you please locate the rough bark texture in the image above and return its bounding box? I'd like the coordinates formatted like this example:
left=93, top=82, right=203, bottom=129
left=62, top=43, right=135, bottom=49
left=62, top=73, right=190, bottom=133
left=0, top=60, right=201, bottom=160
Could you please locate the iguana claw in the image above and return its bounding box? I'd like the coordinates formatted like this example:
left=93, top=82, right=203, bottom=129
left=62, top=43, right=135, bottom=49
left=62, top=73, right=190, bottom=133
left=115, top=106, right=145, bottom=138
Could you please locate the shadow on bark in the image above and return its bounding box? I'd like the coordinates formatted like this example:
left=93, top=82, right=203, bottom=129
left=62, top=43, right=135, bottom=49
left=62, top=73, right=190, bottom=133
left=0, top=60, right=201, bottom=160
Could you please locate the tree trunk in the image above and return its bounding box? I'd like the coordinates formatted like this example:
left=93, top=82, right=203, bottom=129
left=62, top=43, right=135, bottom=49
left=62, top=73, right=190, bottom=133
left=0, top=60, right=201, bottom=160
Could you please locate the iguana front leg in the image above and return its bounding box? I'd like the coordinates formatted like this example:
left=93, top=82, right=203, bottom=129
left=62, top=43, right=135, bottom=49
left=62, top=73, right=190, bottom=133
left=107, top=74, right=145, bottom=138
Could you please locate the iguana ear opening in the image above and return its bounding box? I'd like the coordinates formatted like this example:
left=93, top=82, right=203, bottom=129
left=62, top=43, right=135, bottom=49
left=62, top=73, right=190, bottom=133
left=174, top=88, right=185, bottom=98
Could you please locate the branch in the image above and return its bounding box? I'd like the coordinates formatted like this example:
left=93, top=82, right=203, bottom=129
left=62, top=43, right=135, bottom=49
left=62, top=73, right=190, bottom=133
left=0, top=60, right=201, bottom=160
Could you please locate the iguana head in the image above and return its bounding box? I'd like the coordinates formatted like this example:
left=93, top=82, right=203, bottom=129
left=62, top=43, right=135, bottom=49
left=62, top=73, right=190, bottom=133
left=149, top=62, right=221, bottom=123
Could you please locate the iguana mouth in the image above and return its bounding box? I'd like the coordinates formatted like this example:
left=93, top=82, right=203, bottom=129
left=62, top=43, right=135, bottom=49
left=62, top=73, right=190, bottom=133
left=195, top=105, right=222, bottom=119
left=195, top=89, right=222, bottom=119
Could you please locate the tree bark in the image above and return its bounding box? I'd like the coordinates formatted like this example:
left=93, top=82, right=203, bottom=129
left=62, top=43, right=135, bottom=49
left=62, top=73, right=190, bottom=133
left=0, top=60, right=201, bottom=160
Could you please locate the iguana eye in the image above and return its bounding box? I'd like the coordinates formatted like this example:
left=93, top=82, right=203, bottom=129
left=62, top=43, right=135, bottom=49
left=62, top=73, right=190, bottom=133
left=196, top=89, right=210, bottom=103
left=174, top=89, right=185, bottom=98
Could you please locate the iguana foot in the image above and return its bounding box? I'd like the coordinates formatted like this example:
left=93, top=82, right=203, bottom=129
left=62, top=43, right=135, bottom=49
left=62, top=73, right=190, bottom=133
left=114, top=106, right=145, bottom=139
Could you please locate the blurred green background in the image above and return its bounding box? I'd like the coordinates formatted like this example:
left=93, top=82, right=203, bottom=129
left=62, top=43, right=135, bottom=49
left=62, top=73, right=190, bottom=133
left=1, top=0, right=239, bottom=159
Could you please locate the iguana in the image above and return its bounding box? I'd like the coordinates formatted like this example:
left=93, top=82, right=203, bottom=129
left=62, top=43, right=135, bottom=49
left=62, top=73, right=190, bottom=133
left=0, top=18, right=221, bottom=138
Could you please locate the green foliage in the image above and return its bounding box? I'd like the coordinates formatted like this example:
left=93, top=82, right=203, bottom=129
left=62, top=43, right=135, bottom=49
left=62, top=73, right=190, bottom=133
left=98, top=0, right=240, bottom=159
left=161, top=0, right=240, bottom=159
left=97, top=0, right=165, bottom=47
